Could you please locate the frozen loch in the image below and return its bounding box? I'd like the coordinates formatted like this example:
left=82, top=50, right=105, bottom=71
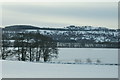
left=53, top=48, right=118, bottom=64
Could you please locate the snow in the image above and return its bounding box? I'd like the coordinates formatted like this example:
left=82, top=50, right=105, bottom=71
left=53, top=48, right=118, bottom=64
left=0, top=60, right=2, bottom=79
left=2, top=60, right=118, bottom=78
left=1, top=48, right=118, bottom=78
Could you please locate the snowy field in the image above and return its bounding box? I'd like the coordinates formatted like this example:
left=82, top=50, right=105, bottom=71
left=2, top=60, right=118, bottom=78
left=53, top=48, right=118, bottom=64
left=0, top=60, right=2, bottom=79
left=2, top=48, right=118, bottom=78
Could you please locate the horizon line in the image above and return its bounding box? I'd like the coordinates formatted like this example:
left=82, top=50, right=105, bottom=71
left=1, top=24, right=118, bottom=29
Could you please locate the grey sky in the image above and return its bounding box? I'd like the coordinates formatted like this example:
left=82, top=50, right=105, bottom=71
left=2, top=2, right=118, bottom=29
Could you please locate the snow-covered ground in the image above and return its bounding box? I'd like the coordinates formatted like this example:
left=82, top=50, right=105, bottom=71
left=2, top=48, right=118, bottom=78
left=53, top=48, right=118, bottom=64
left=2, top=60, right=118, bottom=78
left=0, top=60, right=2, bottom=79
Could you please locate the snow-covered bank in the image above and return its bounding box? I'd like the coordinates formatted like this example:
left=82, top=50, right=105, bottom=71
left=2, top=60, right=118, bottom=78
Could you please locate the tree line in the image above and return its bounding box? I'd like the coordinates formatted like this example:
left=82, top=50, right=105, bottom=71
left=2, top=30, right=58, bottom=62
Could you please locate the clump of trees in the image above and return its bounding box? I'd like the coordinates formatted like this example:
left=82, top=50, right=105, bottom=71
left=2, top=30, right=58, bottom=62
left=96, top=59, right=101, bottom=64
left=74, top=59, right=82, bottom=63
left=74, top=58, right=101, bottom=64
left=86, top=58, right=92, bottom=64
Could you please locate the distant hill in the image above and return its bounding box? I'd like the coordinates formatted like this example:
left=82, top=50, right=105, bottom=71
left=2, top=24, right=120, bottom=48
left=3, top=25, right=118, bottom=31
left=3, top=25, right=40, bottom=30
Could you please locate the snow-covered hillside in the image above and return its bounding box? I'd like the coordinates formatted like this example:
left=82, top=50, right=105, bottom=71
left=3, top=25, right=119, bottom=44
left=2, top=60, right=118, bottom=78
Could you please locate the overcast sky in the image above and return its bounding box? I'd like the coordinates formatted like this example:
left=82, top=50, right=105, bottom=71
left=1, top=2, right=118, bottom=29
